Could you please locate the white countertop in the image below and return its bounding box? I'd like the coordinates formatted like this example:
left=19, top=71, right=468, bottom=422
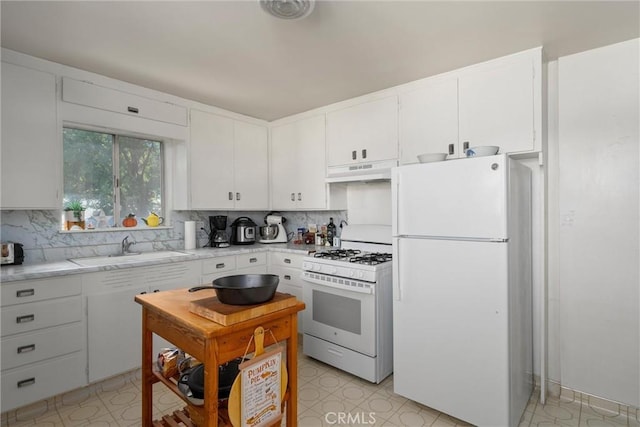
left=0, top=242, right=323, bottom=283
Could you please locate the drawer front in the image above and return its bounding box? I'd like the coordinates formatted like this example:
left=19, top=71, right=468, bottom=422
left=1, top=352, right=86, bottom=412
left=269, top=252, right=305, bottom=270
left=236, top=252, right=267, bottom=270
left=2, top=323, right=83, bottom=371
left=269, top=265, right=304, bottom=289
left=62, top=77, right=188, bottom=126
left=202, top=255, right=236, bottom=275
left=1, top=296, right=82, bottom=337
left=1, top=276, right=82, bottom=307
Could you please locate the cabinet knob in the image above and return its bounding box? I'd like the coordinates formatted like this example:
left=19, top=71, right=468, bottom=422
left=284, top=258, right=291, bottom=264
left=249, top=257, right=257, bottom=263
left=127, top=106, right=139, bottom=114
left=17, top=378, right=36, bottom=388
left=284, top=275, right=291, bottom=280
left=291, top=193, right=295, bottom=201
left=228, top=192, right=233, bottom=200
left=17, top=344, right=36, bottom=354
left=463, top=141, right=469, bottom=153
left=362, top=149, right=367, bottom=159
left=16, top=314, right=35, bottom=324
left=448, top=144, right=455, bottom=155
left=216, top=263, right=225, bottom=269
left=16, top=289, right=35, bottom=298
left=236, top=192, right=241, bottom=201
left=297, top=192, right=302, bottom=201
left=352, top=150, right=357, bottom=160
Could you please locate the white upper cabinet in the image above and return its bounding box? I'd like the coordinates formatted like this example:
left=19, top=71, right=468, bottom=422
left=399, top=48, right=542, bottom=163
left=399, top=76, right=459, bottom=164
left=189, top=109, right=268, bottom=210
left=270, top=114, right=346, bottom=210
left=62, top=77, right=187, bottom=126
left=1, top=62, right=59, bottom=209
left=326, top=96, right=399, bottom=167
left=458, top=51, right=538, bottom=155
left=233, top=120, right=269, bottom=210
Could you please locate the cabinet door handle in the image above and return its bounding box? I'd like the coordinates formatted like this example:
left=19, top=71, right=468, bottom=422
left=228, top=192, right=233, bottom=200
left=140, top=291, right=147, bottom=294
left=448, top=144, right=455, bottom=155
left=284, top=275, right=291, bottom=280
left=16, top=314, right=34, bottom=324
left=362, top=149, right=367, bottom=159
left=284, top=258, right=291, bottom=264
left=17, top=378, right=36, bottom=388
left=463, top=141, right=469, bottom=152
left=291, top=193, right=295, bottom=201
left=236, top=192, right=240, bottom=201
left=16, top=289, right=35, bottom=298
left=352, top=150, right=357, bottom=160
left=17, top=344, right=36, bottom=354
left=153, top=289, right=160, bottom=293
left=249, top=257, right=257, bottom=263
left=297, top=192, right=302, bottom=201
left=127, top=106, right=139, bottom=114
left=216, top=263, right=225, bottom=269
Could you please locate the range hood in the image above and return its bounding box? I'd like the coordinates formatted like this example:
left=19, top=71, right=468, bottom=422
left=326, top=159, right=397, bottom=183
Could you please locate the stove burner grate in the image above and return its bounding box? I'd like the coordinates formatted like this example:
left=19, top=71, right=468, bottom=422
left=348, top=252, right=393, bottom=265
left=313, top=249, right=361, bottom=260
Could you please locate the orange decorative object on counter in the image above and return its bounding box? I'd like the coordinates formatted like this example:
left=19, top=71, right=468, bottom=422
left=122, top=214, right=137, bottom=227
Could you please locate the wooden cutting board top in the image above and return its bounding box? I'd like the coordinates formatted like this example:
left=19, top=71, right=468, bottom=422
left=189, top=292, right=299, bottom=326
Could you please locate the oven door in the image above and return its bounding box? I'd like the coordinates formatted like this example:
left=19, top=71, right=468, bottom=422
left=301, top=272, right=376, bottom=357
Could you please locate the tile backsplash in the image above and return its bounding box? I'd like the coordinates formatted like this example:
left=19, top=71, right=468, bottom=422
left=0, top=210, right=347, bottom=264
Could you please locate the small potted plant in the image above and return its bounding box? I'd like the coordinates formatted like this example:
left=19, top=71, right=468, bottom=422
left=64, top=200, right=86, bottom=230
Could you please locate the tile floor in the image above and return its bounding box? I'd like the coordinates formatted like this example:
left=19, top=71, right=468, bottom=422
left=2, top=352, right=638, bottom=427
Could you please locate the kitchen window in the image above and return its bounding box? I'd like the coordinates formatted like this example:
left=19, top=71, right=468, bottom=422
left=62, top=127, right=164, bottom=230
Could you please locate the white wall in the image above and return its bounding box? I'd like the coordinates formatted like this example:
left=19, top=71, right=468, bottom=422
left=552, top=38, right=639, bottom=406
left=346, top=182, right=392, bottom=225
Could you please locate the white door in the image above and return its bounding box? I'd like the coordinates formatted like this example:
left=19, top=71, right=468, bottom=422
left=1, top=62, right=59, bottom=209
left=190, top=110, right=235, bottom=209
left=393, top=237, right=510, bottom=426
left=234, top=120, right=268, bottom=210
left=458, top=55, right=535, bottom=153
left=399, top=77, right=459, bottom=163
left=87, top=285, right=147, bottom=382
left=326, top=96, right=398, bottom=166
left=392, top=155, right=508, bottom=240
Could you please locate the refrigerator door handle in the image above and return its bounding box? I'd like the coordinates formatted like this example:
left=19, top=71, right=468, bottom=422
left=392, top=238, right=401, bottom=301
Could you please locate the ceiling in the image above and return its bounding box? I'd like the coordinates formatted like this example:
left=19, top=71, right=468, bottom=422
left=1, top=1, right=638, bottom=121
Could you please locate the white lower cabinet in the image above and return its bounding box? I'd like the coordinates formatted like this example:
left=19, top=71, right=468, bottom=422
left=0, top=276, right=85, bottom=412
left=84, top=261, right=200, bottom=383
left=268, top=252, right=306, bottom=334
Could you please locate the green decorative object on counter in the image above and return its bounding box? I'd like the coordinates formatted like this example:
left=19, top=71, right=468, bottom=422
left=64, top=200, right=86, bottom=230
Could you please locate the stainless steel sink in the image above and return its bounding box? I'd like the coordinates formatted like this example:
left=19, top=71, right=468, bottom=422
left=69, top=251, right=192, bottom=267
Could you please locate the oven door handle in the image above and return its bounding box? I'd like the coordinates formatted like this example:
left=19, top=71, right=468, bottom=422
left=301, top=272, right=374, bottom=295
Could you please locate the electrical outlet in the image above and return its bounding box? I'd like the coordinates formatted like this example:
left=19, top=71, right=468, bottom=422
left=196, top=221, right=205, bottom=232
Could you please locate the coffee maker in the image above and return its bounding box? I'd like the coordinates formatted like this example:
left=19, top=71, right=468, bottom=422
left=209, top=215, right=230, bottom=248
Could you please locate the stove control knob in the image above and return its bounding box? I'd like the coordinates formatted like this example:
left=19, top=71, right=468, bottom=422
left=357, top=271, right=365, bottom=279
left=329, top=267, right=338, bottom=275
left=349, top=270, right=355, bottom=277
left=313, top=264, right=322, bottom=272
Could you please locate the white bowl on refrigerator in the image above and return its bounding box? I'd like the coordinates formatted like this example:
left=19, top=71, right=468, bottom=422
left=417, top=153, right=448, bottom=163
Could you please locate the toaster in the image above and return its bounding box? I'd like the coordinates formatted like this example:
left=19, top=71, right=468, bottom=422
left=1, top=243, right=24, bottom=265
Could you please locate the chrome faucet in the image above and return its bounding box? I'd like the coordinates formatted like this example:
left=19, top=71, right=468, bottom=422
left=121, top=235, right=136, bottom=255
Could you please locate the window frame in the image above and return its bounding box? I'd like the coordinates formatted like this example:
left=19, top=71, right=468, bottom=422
left=62, top=124, right=167, bottom=231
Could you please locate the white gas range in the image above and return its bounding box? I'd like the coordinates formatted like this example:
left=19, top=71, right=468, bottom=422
left=301, top=225, right=393, bottom=384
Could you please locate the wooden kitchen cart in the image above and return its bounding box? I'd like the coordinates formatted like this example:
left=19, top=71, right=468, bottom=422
left=135, top=288, right=305, bottom=427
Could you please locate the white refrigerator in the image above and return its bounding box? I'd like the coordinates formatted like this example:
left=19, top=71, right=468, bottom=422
left=391, top=154, right=533, bottom=427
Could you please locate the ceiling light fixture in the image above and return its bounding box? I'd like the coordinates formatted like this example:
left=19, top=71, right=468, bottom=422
left=259, top=0, right=315, bottom=20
